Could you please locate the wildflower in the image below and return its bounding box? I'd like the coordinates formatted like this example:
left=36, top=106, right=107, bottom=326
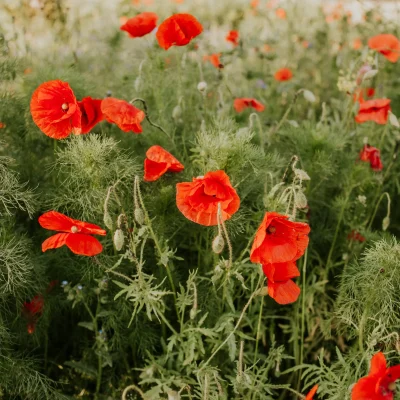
left=355, top=99, right=391, bottom=125
left=176, top=170, right=240, bottom=226
left=144, top=145, right=184, bottom=182
left=353, top=38, right=362, bottom=50
left=305, top=385, right=319, bottom=400
left=359, top=144, right=383, bottom=171
left=197, top=81, right=207, bottom=92
left=353, top=88, right=375, bottom=103
left=250, top=212, right=310, bottom=265
left=78, top=97, right=104, bottom=134
left=234, top=98, right=265, bottom=113
left=0, top=122, right=5, bottom=128
left=101, top=97, right=145, bottom=133
left=274, top=68, right=293, bottom=81
left=352, top=352, right=400, bottom=400
left=156, top=13, right=203, bottom=50
left=38, top=211, right=106, bottom=256
left=262, top=261, right=300, bottom=304
left=368, top=34, right=400, bottom=63
left=275, top=8, right=287, bottom=19
left=30, top=80, right=81, bottom=139
left=22, top=295, right=44, bottom=334
left=120, top=12, right=158, bottom=38
left=203, top=53, right=223, bottom=69
left=226, top=30, right=239, bottom=46
left=347, top=230, right=366, bottom=243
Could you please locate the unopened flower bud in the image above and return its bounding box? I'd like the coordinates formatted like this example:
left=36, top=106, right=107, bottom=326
left=303, top=89, right=316, bottom=103
left=382, top=217, right=390, bottom=231
left=197, top=81, right=207, bottom=92
left=257, top=286, right=269, bottom=296
left=190, top=308, right=197, bottom=320
left=212, top=234, right=225, bottom=254
left=134, top=208, right=145, bottom=225
left=134, top=76, right=142, bottom=92
left=103, top=211, right=113, bottom=230
left=295, top=191, right=308, bottom=209
left=172, top=105, right=182, bottom=120
left=113, top=229, right=124, bottom=251
left=168, top=391, right=181, bottom=400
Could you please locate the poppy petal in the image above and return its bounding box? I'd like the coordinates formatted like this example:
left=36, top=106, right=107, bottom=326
left=42, top=233, right=69, bottom=252
left=120, top=12, right=158, bottom=38
left=268, top=279, right=300, bottom=304
left=65, top=233, right=103, bottom=256
left=144, top=159, right=170, bottom=181
left=39, top=211, right=75, bottom=232
left=351, top=376, right=380, bottom=400
left=305, top=385, right=318, bottom=400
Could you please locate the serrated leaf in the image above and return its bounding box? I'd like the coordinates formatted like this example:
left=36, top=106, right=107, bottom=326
left=78, top=321, right=94, bottom=331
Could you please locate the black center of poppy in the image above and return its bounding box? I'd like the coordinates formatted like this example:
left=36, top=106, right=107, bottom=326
left=267, top=226, right=276, bottom=234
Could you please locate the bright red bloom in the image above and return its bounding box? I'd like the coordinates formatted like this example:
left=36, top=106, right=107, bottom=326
left=275, top=8, right=287, bottom=19
left=23, top=295, right=44, bottom=334
left=39, top=211, right=106, bottom=256
left=274, top=68, right=293, bottom=81
left=347, top=230, right=366, bottom=243
left=355, top=99, right=391, bottom=125
left=262, top=261, right=300, bottom=304
left=203, top=53, right=223, bottom=69
left=30, top=80, right=82, bottom=139
left=234, top=98, right=265, bottom=113
left=176, top=170, right=240, bottom=226
left=78, top=97, right=104, bottom=134
left=359, top=144, right=383, bottom=171
left=368, top=34, right=400, bottom=63
left=352, top=352, right=400, bottom=400
left=226, top=30, right=239, bottom=46
left=120, top=12, right=158, bottom=38
left=144, top=145, right=184, bottom=182
left=250, top=212, right=310, bottom=265
left=353, top=88, right=375, bottom=103
left=305, top=385, right=319, bottom=400
left=101, top=97, right=145, bottom=133
left=156, top=13, right=203, bottom=50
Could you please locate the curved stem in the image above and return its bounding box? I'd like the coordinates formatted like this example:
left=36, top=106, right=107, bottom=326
left=122, top=384, right=145, bottom=400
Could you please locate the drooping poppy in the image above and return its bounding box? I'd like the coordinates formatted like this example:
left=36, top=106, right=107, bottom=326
left=359, top=144, right=383, bottom=171
left=250, top=212, right=310, bottom=265
left=176, top=170, right=240, bottom=226
left=368, top=34, right=400, bottom=63
left=226, top=30, right=239, bottom=46
left=352, top=352, right=400, bottom=400
left=275, top=8, right=287, bottom=19
left=156, top=13, right=203, bottom=50
left=39, top=211, right=106, bottom=256
left=144, top=145, right=184, bottom=181
left=347, top=230, right=366, bottom=243
left=203, top=53, right=223, bottom=69
left=355, top=99, right=391, bottom=125
left=262, top=261, right=300, bottom=304
left=120, top=12, right=158, bottom=38
left=234, top=98, right=265, bottom=113
left=274, top=68, right=293, bottom=81
left=101, top=97, right=145, bottom=133
left=78, top=97, right=104, bottom=134
left=305, top=385, right=319, bottom=400
left=30, top=80, right=82, bottom=139
left=22, top=295, right=44, bottom=334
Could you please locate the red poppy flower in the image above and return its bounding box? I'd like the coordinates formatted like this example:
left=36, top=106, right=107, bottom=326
left=275, top=8, right=287, bottom=19
left=23, top=295, right=44, bottom=334
left=156, top=13, right=203, bottom=50
left=203, top=53, right=223, bottom=69
left=274, top=68, right=293, bottom=81
left=368, top=34, right=400, bottom=63
left=30, top=80, right=82, bottom=139
left=101, top=97, right=145, bottom=133
left=359, top=144, right=383, bottom=171
left=353, top=88, right=375, bottom=103
left=176, top=170, right=240, bottom=226
left=347, top=230, right=366, bottom=243
left=144, top=145, right=184, bottom=182
left=352, top=352, right=400, bottom=400
left=39, top=211, right=106, bottom=256
left=120, top=12, right=158, bottom=38
left=355, top=99, right=391, bottom=125
left=226, top=30, right=239, bottom=46
left=78, top=97, right=104, bottom=134
left=234, top=98, right=265, bottom=113
left=250, top=212, right=310, bottom=265
left=0, top=122, right=5, bottom=128
left=353, top=38, right=363, bottom=50
left=305, top=385, right=319, bottom=400
left=262, top=261, right=300, bottom=304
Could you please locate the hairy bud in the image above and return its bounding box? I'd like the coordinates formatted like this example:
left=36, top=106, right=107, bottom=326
left=197, top=81, right=207, bottom=92
left=113, top=229, right=124, bottom=251
left=134, top=208, right=145, bottom=225
left=382, top=217, right=390, bottom=231
left=212, top=234, right=225, bottom=254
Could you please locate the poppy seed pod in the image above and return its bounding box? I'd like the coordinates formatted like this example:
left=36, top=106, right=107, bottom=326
left=172, top=105, right=182, bottom=120
left=212, top=234, right=225, bottom=254
left=197, top=81, right=207, bottom=92
left=113, top=229, right=124, bottom=251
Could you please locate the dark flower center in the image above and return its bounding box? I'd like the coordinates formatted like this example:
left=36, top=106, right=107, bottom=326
left=267, top=225, right=276, bottom=234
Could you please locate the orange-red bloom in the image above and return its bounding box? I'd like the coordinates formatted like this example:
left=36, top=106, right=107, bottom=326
left=353, top=88, right=375, bottom=103
left=275, top=8, right=287, bottom=19
left=234, top=98, right=265, bottom=113
left=305, top=385, right=319, bottom=400
left=262, top=262, right=300, bottom=304
left=101, top=97, right=145, bottom=133
left=176, top=170, right=240, bottom=226
left=144, top=145, right=184, bottom=182
left=359, top=144, right=383, bottom=171
left=250, top=212, right=310, bottom=265
left=0, top=122, right=5, bottom=129
left=203, top=53, right=223, bottom=69
left=30, top=80, right=82, bottom=139
left=274, top=68, right=293, bottom=81
left=353, top=38, right=363, bottom=50
left=226, top=30, right=239, bottom=46
left=39, top=211, right=106, bottom=256
left=78, top=97, right=104, bottom=134
left=120, top=12, right=158, bottom=38
left=156, top=13, right=203, bottom=50
left=352, top=352, right=400, bottom=400
left=355, top=99, right=391, bottom=125
left=23, top=295, right=44, bottom=334
left=368, top=34, right=400, bottom=63
left=347, top=230, right=366, bottom=243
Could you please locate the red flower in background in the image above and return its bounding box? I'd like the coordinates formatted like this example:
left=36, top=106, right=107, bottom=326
left=352, top=352, right=400, bottom=400
left=203, top=53, right=223, bottom=69
left=120, top=12, right=158, bottom=38
left=23, top=295, right=44, bottom=334
left=250, top=212, right=310, bottom=265
left=0, top=122, right=5, bottom=128
left=234, top=98, right=265, bottom=113
left=176, top=170, right=240, bottom=226
left=274, top=68, right=293, bottom=81
left=156, top=14, right=203, bottom=50
left=78, top=97, right=104, bottom=133
left=101, top=97, right=145, bottom=133
left=30, top=80, right=81, bottom=139
left=275, top=8, right=287, bottom=19
left=144, top=145, right=184, bottom=181
left=39, top=211, right=106, bottom=256
left=347, top=230, right=366, bottom=243
left=359, top=144, right=383, bottom=171
left=355, top=99, right=391, bottom=125
left=226, top=30, right=239, bottom=46
left=353, top=88, right=375, bottom=103
left=262, top=261, right=300, bottom=304
left=368, top=34, right=400, bottom=63
left=305, top=385, right=319, bottom=400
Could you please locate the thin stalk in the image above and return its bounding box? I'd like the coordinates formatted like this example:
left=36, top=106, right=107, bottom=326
left=270, top=91, right=302, bottom=135
left=253, top=295, right=264, bottom=364
left=367, top=192, right=390, bottom=230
